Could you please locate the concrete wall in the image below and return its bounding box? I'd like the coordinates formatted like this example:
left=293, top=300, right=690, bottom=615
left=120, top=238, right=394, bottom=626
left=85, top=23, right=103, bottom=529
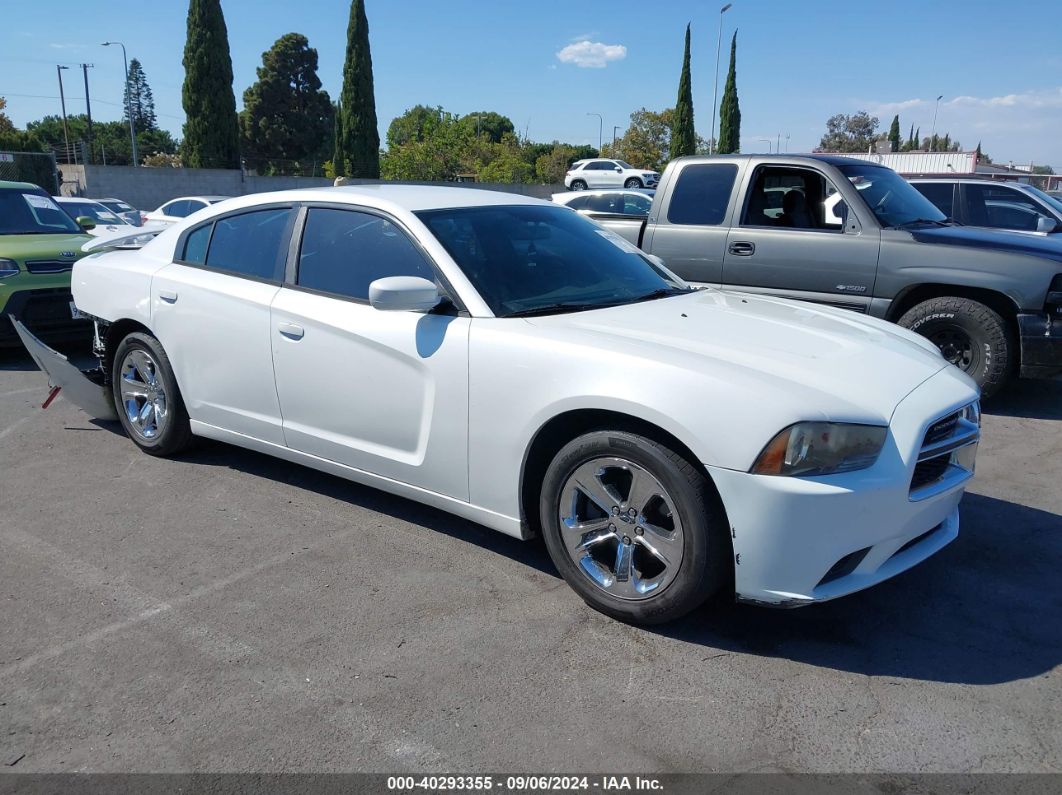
left=59, top=164, right=560, bottom=210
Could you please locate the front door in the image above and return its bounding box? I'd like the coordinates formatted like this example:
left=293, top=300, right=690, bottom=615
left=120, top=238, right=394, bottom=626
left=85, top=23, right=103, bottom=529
left=721, top=164, right=881, bottom=312
left=269, top=206, right=470, bottom=501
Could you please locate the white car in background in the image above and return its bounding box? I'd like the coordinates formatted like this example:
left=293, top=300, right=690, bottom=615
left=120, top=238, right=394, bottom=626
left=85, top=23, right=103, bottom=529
left=55, top=197, right=136, bottom=236
left=565, top=159, right=660, bottom=191
left=552, top=188, right=655, bottom=217
left=143, top=195, right=230, bottom=225
left=96, top=197, right=142, bottom=227
left=19, top=186, right=979, bottom=625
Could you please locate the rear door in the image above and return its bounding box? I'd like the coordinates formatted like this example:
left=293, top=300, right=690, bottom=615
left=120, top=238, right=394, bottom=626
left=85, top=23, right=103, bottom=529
left=641, top=161, right=743, bottom=286
left=151, top=205, right=295, bottom=444
left=269, top=205, right=470, bottom=500
left=721, top=164, right=881, bottom=312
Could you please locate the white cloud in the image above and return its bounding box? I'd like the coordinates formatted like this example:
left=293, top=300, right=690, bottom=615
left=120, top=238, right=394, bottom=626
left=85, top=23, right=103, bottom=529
left=556, top=40, right=627, bottom=69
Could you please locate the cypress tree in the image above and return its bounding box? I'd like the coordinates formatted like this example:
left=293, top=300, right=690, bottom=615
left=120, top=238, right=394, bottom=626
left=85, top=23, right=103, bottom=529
left=914, top=127, right=920, bottom=149
left=339, top=0, right=380, bottom=178
left=181, top=0, right=240, bottom=169
left=716, top=31, right=740, bottom=154
left=975, top=141, right=982, bottom=162
left=670, top=23, right=696, bottom=159
left=332, top=100, right=345, bottom=176
left=907, top=123, right=915, bottom=149
left=888, top=114, right=901, bottom=152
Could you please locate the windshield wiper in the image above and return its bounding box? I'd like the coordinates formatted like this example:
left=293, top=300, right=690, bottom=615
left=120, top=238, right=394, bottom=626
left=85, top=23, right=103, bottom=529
left=635, top=287, right=694, bottom=302
left=892, top=218, right=951, bottom=228
left=506, top=302, right=617, bottom=318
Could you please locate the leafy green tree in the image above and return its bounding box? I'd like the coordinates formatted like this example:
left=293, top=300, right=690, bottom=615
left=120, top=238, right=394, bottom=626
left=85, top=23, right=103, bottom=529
left=386, top=105, right=448, bottom=149
left=181, top=0, right=240, bottom=168
left=26, top=113, right=178, bottom=166
left=0, top=126, right=56, bottom=191
left=339, top=0, right=380, bottom=178
left=670, top=24, right=696, bottom=159
left=240, top=33, right=333, bottom=175
left=888, top=114, right=901, bottom=153
left=534, top=143, right=585, bottom=183
left=818, top=111, right=878, bottom=152
left=124, top=59, right=157, bottom=133
left=457, top=111, right=515, bottom=143
left=717, top=31, right=740, bottom=154
left=0, top=97, right=14, bottom=134
left=607, top=108, right=674, bottom=171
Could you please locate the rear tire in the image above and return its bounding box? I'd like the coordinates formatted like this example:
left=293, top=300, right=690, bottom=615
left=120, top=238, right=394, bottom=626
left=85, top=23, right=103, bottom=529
left=624, top=177, right=643, bottom=189
left=897, top=296, right=1014, bottom=397
left=570, top=180, right=587, bottom=191
left=539, top=430, right=729, bottom=624
left=111, top=332, right=193, bottom=456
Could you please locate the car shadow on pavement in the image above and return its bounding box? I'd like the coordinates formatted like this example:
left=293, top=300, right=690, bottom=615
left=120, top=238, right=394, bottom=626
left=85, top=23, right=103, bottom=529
left=983, top=376, right=1062, bottom=420
left=176, top=440, right=560, bottom=578
left=658, top=492, right=1062, bottom=686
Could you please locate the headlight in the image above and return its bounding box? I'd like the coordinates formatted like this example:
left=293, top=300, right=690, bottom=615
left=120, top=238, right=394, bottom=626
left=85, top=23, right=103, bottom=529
left=0, top=258, right=20, bottom=278
left=751, top=422, right=888, bottom=477
left=963, top=401, right=981, bottom=427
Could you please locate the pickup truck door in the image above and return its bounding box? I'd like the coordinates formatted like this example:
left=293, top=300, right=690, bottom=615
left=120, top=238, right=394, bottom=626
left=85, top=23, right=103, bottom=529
left=721, top=164, right=881, bottom=312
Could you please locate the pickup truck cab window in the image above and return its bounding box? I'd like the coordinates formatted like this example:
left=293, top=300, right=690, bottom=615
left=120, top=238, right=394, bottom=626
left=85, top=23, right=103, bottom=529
left=741, top=166, right=842, bottom=232
left=296, top=207, right=435, bottom=301
left=666, top=163, right=738, bottom=226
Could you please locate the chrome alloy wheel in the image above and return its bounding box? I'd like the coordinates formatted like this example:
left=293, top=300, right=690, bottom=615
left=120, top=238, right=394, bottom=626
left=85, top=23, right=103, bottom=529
left=119, top=349, right=169, bottom=440
left=558, top=457, right=684, bottom=600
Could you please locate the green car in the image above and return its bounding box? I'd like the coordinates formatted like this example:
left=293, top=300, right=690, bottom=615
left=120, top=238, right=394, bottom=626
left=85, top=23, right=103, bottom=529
left=0, top=180, right=94, bottom=346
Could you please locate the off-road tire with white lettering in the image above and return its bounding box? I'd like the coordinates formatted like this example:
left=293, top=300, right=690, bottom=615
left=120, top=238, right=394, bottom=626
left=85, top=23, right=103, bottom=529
left=898, top=296, right=1013, bottom=398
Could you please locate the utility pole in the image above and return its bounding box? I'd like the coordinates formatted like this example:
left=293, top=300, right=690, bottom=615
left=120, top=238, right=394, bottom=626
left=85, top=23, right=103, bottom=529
left=613, top=125, right=621, bottom=149
left=587, top=112, right=603, bottom=152
left=102, top=42, right=138, bottom=166
left=930, top=94, right=943, bottom=153
left=710, top=3, right=733, bottom=155
left=81, top=64, right=94, bottom=164
left=56, top=65, right=72, bottom=165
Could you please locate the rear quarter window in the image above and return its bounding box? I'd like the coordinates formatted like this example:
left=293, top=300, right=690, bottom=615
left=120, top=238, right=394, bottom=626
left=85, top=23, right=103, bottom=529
left=666, top=164, right=738, bottom=225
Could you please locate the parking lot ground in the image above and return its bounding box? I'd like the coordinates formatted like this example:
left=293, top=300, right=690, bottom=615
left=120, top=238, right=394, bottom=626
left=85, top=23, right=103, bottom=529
left=0, top=344, right=1059, bottom=773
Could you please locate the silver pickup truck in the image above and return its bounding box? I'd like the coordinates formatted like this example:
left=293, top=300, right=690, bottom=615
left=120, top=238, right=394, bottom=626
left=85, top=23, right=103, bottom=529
left=591, top=154, right=1062, bottom=396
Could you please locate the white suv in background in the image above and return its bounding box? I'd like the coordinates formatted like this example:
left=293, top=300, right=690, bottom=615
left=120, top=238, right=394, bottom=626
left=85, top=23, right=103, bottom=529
left=565, top=159, right=660, bottom=191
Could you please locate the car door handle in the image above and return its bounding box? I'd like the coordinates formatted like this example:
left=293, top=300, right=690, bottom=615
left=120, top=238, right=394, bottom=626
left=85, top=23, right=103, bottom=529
left=277, top=322, right=304, bottom=340
left=728, top=241, right=756, bottom=256
left=159, top=290, right=178, bottom=303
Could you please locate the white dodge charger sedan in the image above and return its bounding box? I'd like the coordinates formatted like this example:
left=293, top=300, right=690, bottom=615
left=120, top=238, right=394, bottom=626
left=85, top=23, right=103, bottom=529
left=26, top=186, right=980, bottom=624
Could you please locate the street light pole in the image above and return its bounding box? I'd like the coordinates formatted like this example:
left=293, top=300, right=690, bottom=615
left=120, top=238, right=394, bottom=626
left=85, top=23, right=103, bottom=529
left=102, top=42, right=138, bottom=167
left=587, top=112, right=603, bottom=152
left=710, top=3, right=733, bottom=155
left=930, top=94, right=943, bottom=153
left=81, top=63, right=94, bottom=164
left=613, top=125, right=621, bottom=149
left=758, top=138, right=772, bottom=153
left=56, top=65, right=72, bottom=165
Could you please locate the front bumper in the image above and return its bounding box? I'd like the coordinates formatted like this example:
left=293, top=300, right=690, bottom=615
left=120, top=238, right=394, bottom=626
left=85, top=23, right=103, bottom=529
left=708, top=366, right=980, bottom=607
left=1018, top=311, right=1062, bottom=378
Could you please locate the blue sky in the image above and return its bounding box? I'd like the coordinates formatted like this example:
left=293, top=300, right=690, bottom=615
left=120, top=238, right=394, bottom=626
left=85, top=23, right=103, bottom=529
left=3, top=0, right=1061, bottom=166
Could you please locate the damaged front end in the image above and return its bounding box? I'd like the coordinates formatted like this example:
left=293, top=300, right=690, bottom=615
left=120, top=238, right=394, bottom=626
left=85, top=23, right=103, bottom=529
left=12, top=316, right=118, bottom=421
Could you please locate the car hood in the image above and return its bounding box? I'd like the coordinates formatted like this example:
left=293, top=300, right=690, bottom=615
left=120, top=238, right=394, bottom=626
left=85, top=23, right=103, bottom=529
left=0, top=232, right=93, bottom=262
left=908, top=224, right=1062, bottom=261
left=527, top=290, right=951, bottom=421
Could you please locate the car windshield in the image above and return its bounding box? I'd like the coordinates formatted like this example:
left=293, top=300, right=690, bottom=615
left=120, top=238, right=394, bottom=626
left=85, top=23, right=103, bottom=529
left=0, top=189, right=81, bottom=235
left=837, top=165, right=948, bottom=227
left=416, top=204, right=689, bottom=317
left=1020, top=184, right=1062, bottom=216
left=60, top=202, right=128, bottom=225
left=100, top=200, right=134, bottom=213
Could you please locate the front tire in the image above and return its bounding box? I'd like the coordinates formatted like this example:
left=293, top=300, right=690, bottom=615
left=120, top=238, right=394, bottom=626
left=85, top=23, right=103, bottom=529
left=897, top=297, right=1014, bottom=397
left=540, top=430, right=729, bottom=624
left=624, top=177, right=643, bottom=189
left=570, top=179, right=587, bottom=191
left=111, top=332, right=193, bottom=456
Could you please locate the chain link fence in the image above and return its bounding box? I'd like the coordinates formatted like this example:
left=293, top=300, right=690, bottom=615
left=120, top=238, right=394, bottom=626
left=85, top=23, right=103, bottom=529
left=0, top=151, right=60, bottom=194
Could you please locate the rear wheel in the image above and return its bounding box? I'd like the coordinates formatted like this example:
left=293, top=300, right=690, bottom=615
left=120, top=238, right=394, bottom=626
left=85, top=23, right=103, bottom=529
left=540, top=430, right=729, bottom=624
left=624, top=177, right=643, bottom=189
left=570, top=179, right=588, bottom=191
left=111, top=332, right=193, bottom=456
left=897, top=296, right=1014, bottom=397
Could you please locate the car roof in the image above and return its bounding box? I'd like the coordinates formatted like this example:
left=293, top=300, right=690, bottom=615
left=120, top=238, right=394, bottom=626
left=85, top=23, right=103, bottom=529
left=0, top=180, right=46, bottom=192
left=670, top=153, right=880, bottom=168
left=55, top=196, right=103, bottom=204
left=303, top=184, right=549, bottom=211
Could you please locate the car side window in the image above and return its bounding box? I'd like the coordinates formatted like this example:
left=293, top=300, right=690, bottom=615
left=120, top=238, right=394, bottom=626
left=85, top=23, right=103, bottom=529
left=564, top=196, right=590, bottom=210
left=964, top=184, right=1051, bottom=231
left=203, top=208, right=292, bottom=280
left=163, top=200, right=188, bottom=218
left=296, top=208, right=435, bottom=301
left=182, top=224, right=212, bottom=264
left=913, top=183, right=954, bottom=217
left=666, top=164, right=738, bottom=226
left=186, top=200, right=207, bottom=215
left=623, top=194, right=652, bottom=215
left=740, top=166, right=842, bottom=232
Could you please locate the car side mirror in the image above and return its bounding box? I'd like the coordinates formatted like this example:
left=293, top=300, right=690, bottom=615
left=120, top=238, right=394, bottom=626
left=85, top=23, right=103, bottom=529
left=368, top=276, right=442, bottom=312
left=1036, top=215, right=1058, bottom=233
left=614, top=167, right=623, bottom=172
left=75, top=216, right=96, bottom=231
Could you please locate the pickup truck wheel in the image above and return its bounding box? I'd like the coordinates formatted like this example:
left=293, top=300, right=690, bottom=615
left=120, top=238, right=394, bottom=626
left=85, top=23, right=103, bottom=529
left=624, top=177, right=643, bottom=189
left=570, top=180, right=588, bottom=191
left=111, top=332, right=193, bottom=456
left=897, top=297, right=1013, bottom=397
left=540, top=430, right=729, bottom=625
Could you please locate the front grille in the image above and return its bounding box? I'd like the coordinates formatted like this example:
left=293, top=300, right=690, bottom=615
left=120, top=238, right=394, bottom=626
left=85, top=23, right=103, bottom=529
left=923, top=412, right=960, bottom=445
left=21, top=293, right=75, bottom=323
left=24, top=259, right=75, bottom=274
left=911, top=456, right=951, bottom=490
